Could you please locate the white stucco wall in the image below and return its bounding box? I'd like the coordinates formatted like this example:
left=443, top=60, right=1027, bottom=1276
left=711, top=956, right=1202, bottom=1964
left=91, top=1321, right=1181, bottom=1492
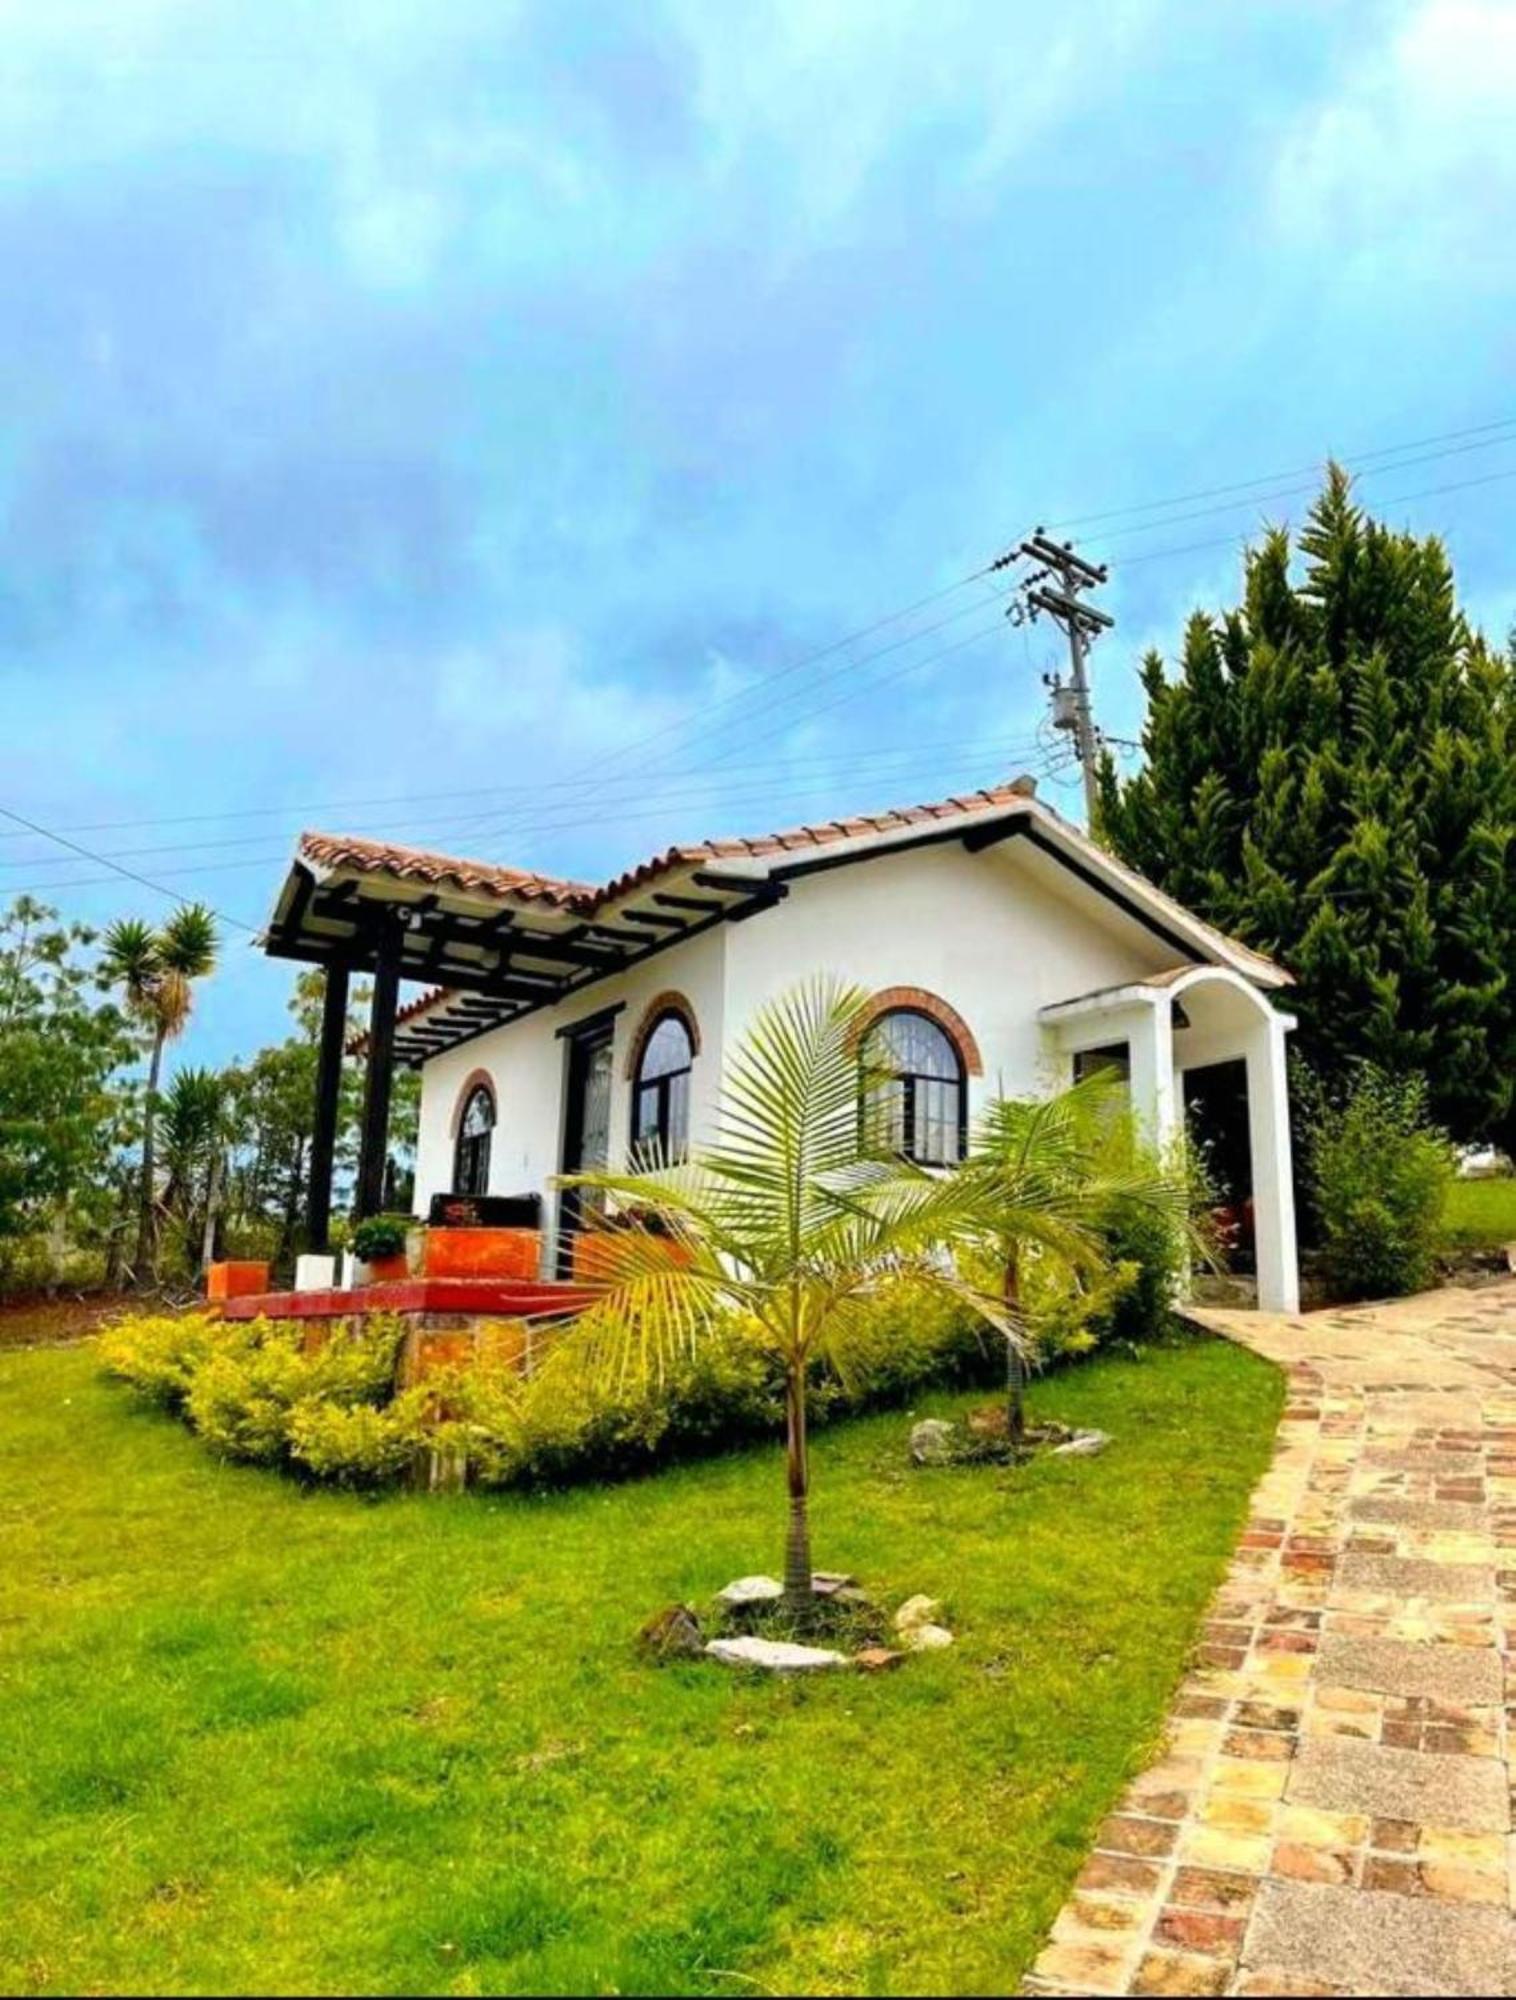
left=412, top=836, right=1179, bottom=1240
left=412, top=921, right=727, bottom=1240
left=721, top=839, right=1174, bottom=1117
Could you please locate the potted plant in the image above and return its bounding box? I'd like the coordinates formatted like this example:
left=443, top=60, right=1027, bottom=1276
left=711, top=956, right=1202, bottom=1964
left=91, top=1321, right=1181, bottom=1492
left=352, top=1214, right=413, bottom=1285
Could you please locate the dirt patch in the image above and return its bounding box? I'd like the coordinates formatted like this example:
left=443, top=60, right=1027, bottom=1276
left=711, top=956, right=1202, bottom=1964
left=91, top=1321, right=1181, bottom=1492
left=0, top=1292, right=150, bottom=1352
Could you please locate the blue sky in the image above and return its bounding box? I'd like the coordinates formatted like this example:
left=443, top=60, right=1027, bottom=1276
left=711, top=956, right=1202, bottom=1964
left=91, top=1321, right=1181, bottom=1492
left=2, top=0, right=1513, bottom=1071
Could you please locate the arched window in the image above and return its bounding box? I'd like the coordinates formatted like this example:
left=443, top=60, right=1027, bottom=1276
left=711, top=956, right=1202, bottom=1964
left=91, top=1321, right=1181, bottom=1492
left=631, top=1011, right=694, bottom=1162
left=453, top=1084, right=495, bottom=1195
left=862, top=1009, right=966, bottom=1166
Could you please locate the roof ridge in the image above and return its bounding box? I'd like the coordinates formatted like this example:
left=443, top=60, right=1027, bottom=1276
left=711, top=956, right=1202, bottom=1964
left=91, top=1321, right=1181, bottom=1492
left=297, top=778, right=1039, bottom=913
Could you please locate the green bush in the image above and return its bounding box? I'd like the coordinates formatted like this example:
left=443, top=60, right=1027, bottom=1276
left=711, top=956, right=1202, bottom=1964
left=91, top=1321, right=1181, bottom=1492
left=98, top=1311, right=243, bottom=1409
left=1301, top=1063, right=1454, bottom=1301
left=103, top=1284, right=995, bottom=1491
left=286, top=1398, right=420, bottom=1485
left=183, top=1316, right=403, bottom=1465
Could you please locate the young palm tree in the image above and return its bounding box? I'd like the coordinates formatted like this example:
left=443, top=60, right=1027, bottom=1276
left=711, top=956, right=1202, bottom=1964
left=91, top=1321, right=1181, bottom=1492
left=959, top=1071, right=1201, bottom=1443
left=100, top=906, right=219, bottom=1284
left=561, top=979, right=1014, bottom=1615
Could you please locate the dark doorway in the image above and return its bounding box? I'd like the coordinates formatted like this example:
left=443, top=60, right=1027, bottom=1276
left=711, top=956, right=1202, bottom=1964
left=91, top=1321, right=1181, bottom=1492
left=1183, top=1058, right=1253, bottom=1271
left=556, top=1019, right=616, bottom=1274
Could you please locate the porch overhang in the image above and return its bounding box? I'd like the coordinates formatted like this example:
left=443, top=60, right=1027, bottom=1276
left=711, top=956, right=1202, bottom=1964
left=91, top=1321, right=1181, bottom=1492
left=262, top=833, right=778, bottom=1067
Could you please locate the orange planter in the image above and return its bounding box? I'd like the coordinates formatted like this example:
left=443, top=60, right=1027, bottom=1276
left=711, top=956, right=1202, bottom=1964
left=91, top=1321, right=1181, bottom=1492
left=206, top=1260, right=271, bottom=1303
left=423, top=1227, right=542, bottom=1281
left=362, top=1251, right=411, bottom=1284
left=571, top=1230, right=692, bottom=1283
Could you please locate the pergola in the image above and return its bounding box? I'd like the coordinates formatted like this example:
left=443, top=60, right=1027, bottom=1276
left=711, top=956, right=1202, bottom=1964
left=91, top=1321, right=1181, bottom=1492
left=261, top=830, right=782, bottom=1246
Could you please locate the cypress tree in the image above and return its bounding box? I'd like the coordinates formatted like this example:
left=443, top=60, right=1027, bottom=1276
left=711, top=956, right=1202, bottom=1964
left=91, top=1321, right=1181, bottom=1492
left=1098, top=467, right=1515, bottom=1150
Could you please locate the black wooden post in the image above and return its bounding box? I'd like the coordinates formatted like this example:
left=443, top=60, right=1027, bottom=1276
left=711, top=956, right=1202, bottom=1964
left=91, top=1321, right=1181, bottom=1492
left=356, top=918, right=402, bottom=1219
left=305, top=960, right=350, bottom=1253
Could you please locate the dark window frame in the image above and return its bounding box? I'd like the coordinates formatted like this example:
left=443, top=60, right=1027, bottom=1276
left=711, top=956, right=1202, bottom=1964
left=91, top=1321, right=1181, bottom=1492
left=631, top=1010, right=695, bottom=1163
left=453, top=1082, right=495, bottom=1196
left=861, top=1008, right=967, bottom=1168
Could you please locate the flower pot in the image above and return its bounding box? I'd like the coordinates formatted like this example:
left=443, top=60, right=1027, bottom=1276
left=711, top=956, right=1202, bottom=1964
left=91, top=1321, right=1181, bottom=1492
left=361, top=1251, right=410, bottom=1285
left=205, top=1260, right=270, bottom=1303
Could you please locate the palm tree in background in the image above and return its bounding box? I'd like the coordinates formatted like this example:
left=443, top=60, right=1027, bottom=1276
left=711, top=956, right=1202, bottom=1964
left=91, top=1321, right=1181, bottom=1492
left=100, top=906, right=219, bottom=1284
left=561, top=979, right=1015, bottom=1615
left=159, top=1066, right=232, bottom=1276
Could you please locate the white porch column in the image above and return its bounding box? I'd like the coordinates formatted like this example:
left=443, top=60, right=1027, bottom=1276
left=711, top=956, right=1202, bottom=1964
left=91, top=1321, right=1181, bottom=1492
left=1245, top=1012, right=1300, bottom=1315
left=1127, top=995, right=1179, bottom=1155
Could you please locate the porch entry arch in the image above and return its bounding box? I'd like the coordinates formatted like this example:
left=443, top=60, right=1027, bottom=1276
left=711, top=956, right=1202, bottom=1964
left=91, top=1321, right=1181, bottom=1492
left=1039, top=964, right=1300, bottom=1314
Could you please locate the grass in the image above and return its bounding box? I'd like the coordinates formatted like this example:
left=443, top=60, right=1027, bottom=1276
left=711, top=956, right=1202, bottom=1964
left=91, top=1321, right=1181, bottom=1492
left=1, top=1334, right=1280, bottom=1997
left=1441, top=1176, right=1516, bottom=1250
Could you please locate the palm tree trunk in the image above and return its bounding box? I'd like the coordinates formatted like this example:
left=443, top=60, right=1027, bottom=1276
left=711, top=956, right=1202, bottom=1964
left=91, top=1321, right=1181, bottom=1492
left=133, top=1026, right=166, bottom=1285
left=1004, top=1252, right=1025, bottom=1446
left=782, top=1370, right=814, bottom=1615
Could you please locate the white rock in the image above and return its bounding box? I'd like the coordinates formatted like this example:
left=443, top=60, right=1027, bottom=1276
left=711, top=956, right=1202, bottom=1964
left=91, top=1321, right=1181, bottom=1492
left=716, top=1574, right=784, bottom=1608
left=910, top=1418, right=957, bottom=1465
left=1052, top=1429, right=1111, bottom=1458
left=705, top=1636, right=846, bottom=1672
left=901, top=1622, right=954, bottom=1652
left=894, top=1593, right=943, bottom=1632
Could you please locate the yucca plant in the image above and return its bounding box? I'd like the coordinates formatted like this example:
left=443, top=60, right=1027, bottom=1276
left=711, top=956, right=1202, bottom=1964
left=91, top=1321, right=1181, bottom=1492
left=958, top=1071, right=1203, bottom=1442
left=559, top=978, right=1015, bottom=1616
left=100, top=905, right=219, bottom=1284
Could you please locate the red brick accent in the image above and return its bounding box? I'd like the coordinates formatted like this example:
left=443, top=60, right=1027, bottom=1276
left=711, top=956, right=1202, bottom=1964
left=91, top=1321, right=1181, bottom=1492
left=449, top=1068, right=496, bottom=1138
left=624, top=991, right=701, bottom=1079
left=855, top=986, right=983, bottom=1077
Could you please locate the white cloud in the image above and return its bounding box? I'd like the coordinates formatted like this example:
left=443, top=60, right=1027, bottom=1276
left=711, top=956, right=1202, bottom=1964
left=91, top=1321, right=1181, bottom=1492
left=1271, top=0, right=1516, bottom=279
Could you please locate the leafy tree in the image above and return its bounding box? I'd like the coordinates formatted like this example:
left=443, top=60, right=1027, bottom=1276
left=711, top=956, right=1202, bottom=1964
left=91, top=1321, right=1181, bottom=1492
left=1098, top=468, right=1515, bottom=1150
left=99, top=906, right=219, bottom=1283
left=562, top=979, right=1016, bottom=1615
left=0, top=897, right=132, bottom=1271
left=215, top=972, right=420, bottom=1280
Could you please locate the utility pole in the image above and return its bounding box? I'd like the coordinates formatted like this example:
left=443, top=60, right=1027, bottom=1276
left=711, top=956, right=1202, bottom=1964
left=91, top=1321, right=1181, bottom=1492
left=1009, top=530, right=1112, bottom=828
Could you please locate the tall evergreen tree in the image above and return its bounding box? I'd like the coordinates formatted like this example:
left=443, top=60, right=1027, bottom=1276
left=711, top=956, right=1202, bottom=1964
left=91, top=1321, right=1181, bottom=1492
left=1098, top=467, right=1514, bottom=1150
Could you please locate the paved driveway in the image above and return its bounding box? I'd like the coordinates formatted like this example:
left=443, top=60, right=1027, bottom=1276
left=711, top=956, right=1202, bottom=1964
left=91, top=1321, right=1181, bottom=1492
left=1028, top=1280, right=1516, bottom=1998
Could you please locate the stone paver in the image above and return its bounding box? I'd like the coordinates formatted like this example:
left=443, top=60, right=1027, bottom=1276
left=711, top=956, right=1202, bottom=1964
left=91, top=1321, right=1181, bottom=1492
left=1026, top=1279, right=1516, bottom=1998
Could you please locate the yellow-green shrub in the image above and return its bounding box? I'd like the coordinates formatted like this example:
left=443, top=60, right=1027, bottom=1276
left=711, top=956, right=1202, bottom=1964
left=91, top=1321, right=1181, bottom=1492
left=285, top=1399, right=419, bottom=1485
left=98, top=1312, right=245, bottom=1408
left=183, top=1316, right=403, bottom=1466
left=104, top=1287, right=994, bottom=1491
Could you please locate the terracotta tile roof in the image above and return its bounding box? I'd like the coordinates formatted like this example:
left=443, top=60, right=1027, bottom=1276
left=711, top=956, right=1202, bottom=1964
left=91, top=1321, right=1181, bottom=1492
left=590, top=780, right=1039, bottom=902
left=298, top=779, right=1039, bottom=917
left=300, top=773, right=1290, bottom=1056
left=297, top=831, right=592, bottom=907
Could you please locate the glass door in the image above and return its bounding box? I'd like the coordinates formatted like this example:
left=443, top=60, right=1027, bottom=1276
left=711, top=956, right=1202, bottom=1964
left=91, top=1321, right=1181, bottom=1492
left=557, top=1022, right=615, bottom=1273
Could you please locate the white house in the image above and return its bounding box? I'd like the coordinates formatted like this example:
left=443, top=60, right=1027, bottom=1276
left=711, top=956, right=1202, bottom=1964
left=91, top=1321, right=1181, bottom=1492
left=264, top=777, right=1300, bottom=1312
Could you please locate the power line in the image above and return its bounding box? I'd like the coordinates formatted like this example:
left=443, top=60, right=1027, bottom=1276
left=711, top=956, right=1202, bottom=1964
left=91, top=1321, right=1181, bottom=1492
left=1083, top=430, right=1516, bottom=551
left=13, top=739, right=1074, bottom=895
left=1044, top=411, right=1516, bottom=534
left=0, top=803, right=260, bottom=933
left=0, top=731, right=1054, bottom=873
left=1113, top=460, right=1516, bottom=570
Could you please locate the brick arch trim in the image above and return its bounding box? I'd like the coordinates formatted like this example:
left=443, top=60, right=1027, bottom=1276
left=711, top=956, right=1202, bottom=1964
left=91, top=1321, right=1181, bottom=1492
left=856, top=986, right=983, bottom=1078
left=448, top=1068, right=498, bottom=1139
left=624, top=992, right=702, bottom=1080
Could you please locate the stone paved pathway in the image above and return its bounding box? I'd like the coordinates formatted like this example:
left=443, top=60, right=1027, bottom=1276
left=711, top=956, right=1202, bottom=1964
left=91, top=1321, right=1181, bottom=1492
left=1027, top=1280, right=1516, bottom=1998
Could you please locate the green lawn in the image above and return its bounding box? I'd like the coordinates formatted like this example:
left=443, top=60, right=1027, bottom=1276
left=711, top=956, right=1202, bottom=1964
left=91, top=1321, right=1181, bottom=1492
left=1442, top=1176, right=1516, bottom=1250
left=1, top=1335, right=1280, bottom=1997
